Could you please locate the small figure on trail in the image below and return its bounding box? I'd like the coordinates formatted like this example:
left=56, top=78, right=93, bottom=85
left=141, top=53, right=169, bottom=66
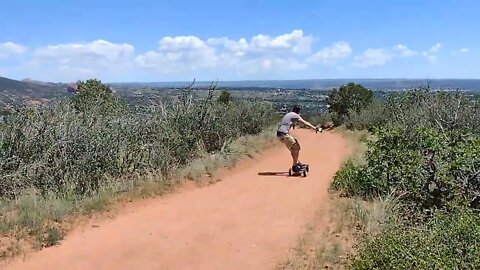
left=276, top=105, right=321, bottom=173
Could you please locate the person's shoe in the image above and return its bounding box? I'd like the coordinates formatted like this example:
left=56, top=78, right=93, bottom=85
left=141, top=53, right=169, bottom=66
left=292, top=164, right=302, bottom=173
left=296, top=162, right=307, bottom=168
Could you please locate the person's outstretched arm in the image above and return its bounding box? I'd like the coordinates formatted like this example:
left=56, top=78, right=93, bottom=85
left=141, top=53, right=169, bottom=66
left=297, top=117, right=321, bottom=132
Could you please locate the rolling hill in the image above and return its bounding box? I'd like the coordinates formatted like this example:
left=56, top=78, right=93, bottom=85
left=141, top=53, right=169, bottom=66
left=0, top=76, right=67, bottom=110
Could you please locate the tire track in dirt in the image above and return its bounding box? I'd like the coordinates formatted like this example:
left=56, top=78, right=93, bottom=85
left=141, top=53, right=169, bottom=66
left=2, top=129, right=349, bottom=270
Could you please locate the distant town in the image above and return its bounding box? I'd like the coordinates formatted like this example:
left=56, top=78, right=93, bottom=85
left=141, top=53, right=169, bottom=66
left=1, top=76, right=479, bottom=117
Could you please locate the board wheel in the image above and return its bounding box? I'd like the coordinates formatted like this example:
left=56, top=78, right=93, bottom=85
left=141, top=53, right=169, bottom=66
left=306, top=165, right=309, bottom=172
left=303, top=170, right=307, bottom=177
left=288, top=169, right=292, bottom=176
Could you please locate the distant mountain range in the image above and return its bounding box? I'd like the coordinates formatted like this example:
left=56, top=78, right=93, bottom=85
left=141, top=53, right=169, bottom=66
left=1, top=76, right=479, bottom=110
left=109, top=79, right=480, bottom=91
left=0, top=76, right=67, bottom=109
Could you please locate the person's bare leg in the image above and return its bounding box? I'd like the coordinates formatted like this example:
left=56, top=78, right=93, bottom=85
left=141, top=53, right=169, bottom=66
left=291, top=150, right=299, bottom=167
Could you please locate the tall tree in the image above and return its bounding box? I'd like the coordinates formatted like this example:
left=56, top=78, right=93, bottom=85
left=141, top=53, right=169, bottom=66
left=327, top=82, right=373, bottom=120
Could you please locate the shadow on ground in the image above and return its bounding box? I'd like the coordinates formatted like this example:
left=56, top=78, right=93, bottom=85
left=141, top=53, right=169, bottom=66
left=257, top=172, right=289, bottom=177
left=258, top=171, right=308, bottom=178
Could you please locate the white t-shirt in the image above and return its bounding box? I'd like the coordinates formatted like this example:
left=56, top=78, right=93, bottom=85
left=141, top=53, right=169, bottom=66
left=277, top=112, right=301, bottom=134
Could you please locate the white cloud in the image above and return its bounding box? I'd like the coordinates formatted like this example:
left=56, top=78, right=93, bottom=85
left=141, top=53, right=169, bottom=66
left=238, top=57, right=307, bottom=75
left=26, top=40, right=135, bottom=81
left=394, top=44, right=418, bottom=57
left=421, top=43, right=441, bottom=63
left=135, top=36, right=217, bottom=74
left=0, top=42, right=27, bottom=59
left=249, top=30, right=314, bottom=54
left=353, top=43, right=442, bottom=68
left=6, top=31, right=321, bottom=81
left=459, top=48, right=469, bottom=53
left=11, top=31, right=448, bottom=81
left=429, top=43, right=441, bottom=53
left=425, top=54, right=437, bottom=63
left=353, top=49, right=393, bottom=67
left=34, top=39, right=134, bottom=64
left=207, top=29, right=313, bottom=57
left=308, top=41, right=352, bottom=64
left=136, top=30, right=314, bottom=76
left=159, top=36, right=209, bottom=51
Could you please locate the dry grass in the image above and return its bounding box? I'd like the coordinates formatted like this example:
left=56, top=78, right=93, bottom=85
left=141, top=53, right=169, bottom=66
left=0, top=239, right=23, bottom=261
left=333, top=128, right=373, bottom=166
left=278, top=194, right=396, bottom=270
left=278, top=197, right=353, bottom=270
left=176, top=125, right=278, bottom=182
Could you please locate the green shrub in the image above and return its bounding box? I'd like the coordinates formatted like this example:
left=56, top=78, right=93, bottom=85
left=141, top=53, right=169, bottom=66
left=331, top=88, right=480, bottom=269
left=327, top=82, right=374, bottom=125
left=216, top=89, right=233, bottom=105
left=71, top=79, right=125, bottom=114
left=351, top=208, right=480, bottom=270
left=332, top=126, right=480, bottom=212
left=376, top=88, right=478, bottom=134
left=342, top=88, right=479, bottom=134
left=333, top=88, right=480, bottom=212
left=38, top=226, right=64, bottom=248
left=344, top=100, right=387, bottom=131
left=0, top=80, right=276, bottom=199
left=331, top=161, right=368, bottom=197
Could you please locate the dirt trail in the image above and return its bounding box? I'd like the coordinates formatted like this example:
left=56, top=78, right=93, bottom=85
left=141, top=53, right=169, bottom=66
left=2, top=130, right=349, bottom=270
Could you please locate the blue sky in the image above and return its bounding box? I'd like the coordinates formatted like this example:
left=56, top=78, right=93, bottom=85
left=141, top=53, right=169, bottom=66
left=0, top=0, right=478, bottom=82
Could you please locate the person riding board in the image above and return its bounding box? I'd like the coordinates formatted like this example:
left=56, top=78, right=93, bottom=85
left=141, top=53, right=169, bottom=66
left=277, top=105, right=321, bottom=173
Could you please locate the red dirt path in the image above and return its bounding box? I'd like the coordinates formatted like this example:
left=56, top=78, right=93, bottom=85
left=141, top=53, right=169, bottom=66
left=2, top=129, right=349, bottom=270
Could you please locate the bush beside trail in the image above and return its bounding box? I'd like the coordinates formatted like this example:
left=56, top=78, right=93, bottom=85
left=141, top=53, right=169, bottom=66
left=0, top=80, right=276, bottom=200
left=326, top=82, right=374, bottom=126
left=351, top=208, right=480, bottom=269
left=332, top=126, right=480, bottom=212
left=332, top=88, right=480, bottom=213
left=325, top=84, right=480, bottom=269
